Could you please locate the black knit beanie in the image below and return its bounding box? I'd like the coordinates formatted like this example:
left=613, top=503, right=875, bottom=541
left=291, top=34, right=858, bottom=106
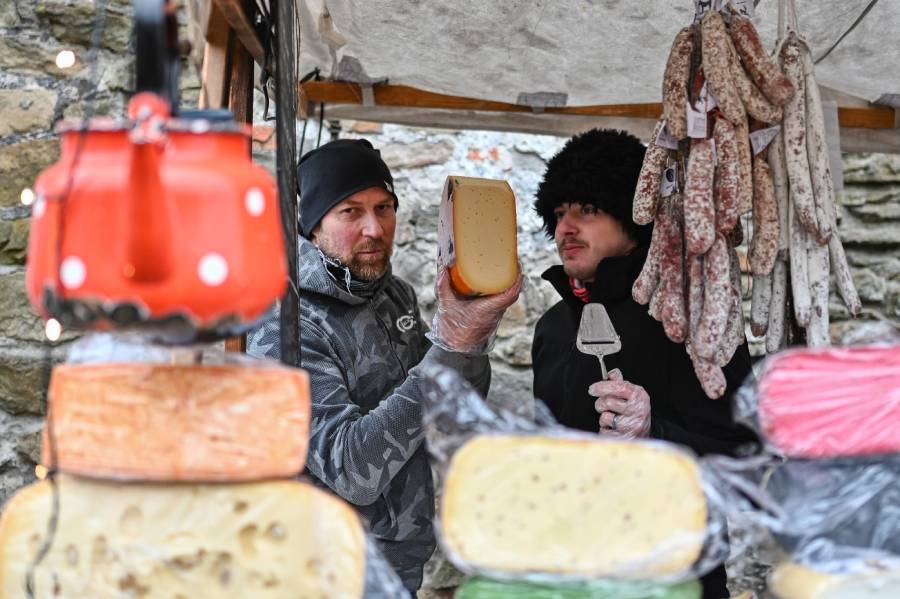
left=534, top=128, right=652, bottom=246
left=297, top=138, right=397, bottom=237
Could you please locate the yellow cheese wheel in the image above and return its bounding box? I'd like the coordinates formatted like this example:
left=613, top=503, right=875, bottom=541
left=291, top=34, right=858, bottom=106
left=0, top=476, right=365, bottom=599
left=43, top=363, right=310, bottom=481
left=440, top=176, right=518, bottom=296
left=440, top=435, right=708, bottom=578
left=769, top=559, right=900, bottom=599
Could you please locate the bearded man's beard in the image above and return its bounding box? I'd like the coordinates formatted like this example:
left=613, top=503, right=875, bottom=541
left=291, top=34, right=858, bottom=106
left=316, top=235, right=392, bottom=281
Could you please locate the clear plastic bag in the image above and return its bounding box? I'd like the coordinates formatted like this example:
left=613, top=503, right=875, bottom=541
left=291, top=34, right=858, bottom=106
left=733, top=343, right=900, bottom=459
left=418, top=363, right=736, bottom=584
left=762, top=456, right=900, bottom=566
left=454, top=575, right=702, bottom=599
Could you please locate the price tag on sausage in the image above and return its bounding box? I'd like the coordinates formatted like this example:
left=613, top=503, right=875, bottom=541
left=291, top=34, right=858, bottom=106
left=660, top=164, right=679, bottom=198
left=657, top=123, right=680, bottom=150
left=750, top=124, right=781, bottom=155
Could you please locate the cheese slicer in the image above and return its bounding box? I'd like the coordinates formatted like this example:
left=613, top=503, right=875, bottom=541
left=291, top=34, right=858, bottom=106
left=576, top=303, right=621, bottom=380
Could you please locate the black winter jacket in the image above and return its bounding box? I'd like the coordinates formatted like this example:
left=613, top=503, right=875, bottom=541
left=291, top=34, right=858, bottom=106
left=532, top=244, right=758, bottom=457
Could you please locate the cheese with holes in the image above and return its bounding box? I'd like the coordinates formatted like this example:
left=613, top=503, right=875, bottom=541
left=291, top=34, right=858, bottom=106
left=43, top=363, right=310, bottom=481
left=440, top=435, right=708, bottom=578
left=439, top=176, right=518, bottom=296
left=769, top=559, right=900, bottom=599
left=0, top=476, right=365, bottom=599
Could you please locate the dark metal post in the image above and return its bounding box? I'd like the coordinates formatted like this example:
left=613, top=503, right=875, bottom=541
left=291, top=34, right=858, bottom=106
left=273, top=0, right=300, bottom=366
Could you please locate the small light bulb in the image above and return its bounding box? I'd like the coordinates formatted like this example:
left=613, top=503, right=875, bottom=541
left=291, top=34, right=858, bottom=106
left=20, top=188, right=35, bottom=206
left=55, top=50, right=76, bottom=69
left=35, top=465, right=49, bottom=480
left=45, top=318, right=62, bottom=342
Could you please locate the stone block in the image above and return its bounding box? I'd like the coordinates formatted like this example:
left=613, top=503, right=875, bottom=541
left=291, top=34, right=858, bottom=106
left=0, top=267, right=45, bottom=342
left=36, top=0, right=133, bottom=53
left=843, top=153, right=900, bottom=184
left=0, top=138, right=60, bottom=208
left=0, top=88, right=58, bottom=137
left=381, top=139, right=454, bottom=170
left=837, top=210, right=900, bottom=245
left=0, top=410, right=43, bottom=507
left=0, top=342, right=69, bottom=415
left=853, top=268, right=888, bottom=303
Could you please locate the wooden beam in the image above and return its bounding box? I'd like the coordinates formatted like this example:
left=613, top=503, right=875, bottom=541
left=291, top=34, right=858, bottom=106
left=300, top=81, right=898, bottom=130
left=200, top=3, right=231, bottom=109
left=213, top=0, right=266, bottom=69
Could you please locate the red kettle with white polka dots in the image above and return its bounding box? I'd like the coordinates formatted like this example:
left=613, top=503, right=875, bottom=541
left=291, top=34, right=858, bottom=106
left=25, top=1, right=286, bottom=342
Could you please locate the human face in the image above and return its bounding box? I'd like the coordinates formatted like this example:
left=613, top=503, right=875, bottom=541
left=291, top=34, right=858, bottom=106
left=311, top=187, right=397, bottom=281
left=553, top=203, right=637, bottom=282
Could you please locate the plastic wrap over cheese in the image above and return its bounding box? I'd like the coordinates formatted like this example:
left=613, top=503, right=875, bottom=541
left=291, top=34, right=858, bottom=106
left=43, top=333, right=311, bottom=481
left=418, top=363, right=738, bottom=584
left=734, top=344, right=900, bottom=458
left=455, top=575, right=702, bottom=599
left=769, top=557, right=900, bottom=599
left=761, top=455, right=900, bottom=564
left=0, top=476, right=409, bottom=599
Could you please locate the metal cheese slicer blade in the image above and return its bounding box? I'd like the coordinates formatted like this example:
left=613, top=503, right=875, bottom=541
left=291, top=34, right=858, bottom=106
left=576, top=303, right=621, bottom=380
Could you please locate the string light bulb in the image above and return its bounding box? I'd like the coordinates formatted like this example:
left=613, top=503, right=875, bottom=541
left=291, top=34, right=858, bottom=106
left=45, top=318, right=62, bottom=342
left=20, top=188, right=35, bottom=206
left=55, top=50, right=76, bottom=69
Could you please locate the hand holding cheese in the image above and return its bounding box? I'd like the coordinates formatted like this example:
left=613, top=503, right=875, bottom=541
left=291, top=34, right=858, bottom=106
left=429, top=266, right=523, bottom=354
left=589, top=369, right=652, bottom=438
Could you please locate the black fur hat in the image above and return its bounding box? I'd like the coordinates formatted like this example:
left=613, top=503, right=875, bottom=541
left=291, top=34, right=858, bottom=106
left=534, top=128, right=653, bottom=246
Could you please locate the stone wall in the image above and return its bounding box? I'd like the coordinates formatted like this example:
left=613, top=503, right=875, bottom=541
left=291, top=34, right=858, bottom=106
left=1, top=7, right=899, bottom=595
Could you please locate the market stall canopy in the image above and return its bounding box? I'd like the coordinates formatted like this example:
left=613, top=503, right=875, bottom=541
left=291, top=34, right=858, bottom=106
left=196, top=0, right=900, bottom=150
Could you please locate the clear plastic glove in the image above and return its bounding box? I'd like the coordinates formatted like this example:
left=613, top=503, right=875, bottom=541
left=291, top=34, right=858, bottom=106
left=428, top=267, right=523, bottom=354
left=589, top=368, right=652, bottom=439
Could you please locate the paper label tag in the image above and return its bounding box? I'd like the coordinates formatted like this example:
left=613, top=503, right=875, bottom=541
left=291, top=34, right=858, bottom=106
left=437, top=177, right=456, bottom=268
left=660, top=165, right=679, bottom=197
left=694, top=0, right=754, bottom=23
left=657, top=123, right=680, bottom=149
left=750, top=124, right=781, bottom=155
left=687, top=98, right=708, bottom=138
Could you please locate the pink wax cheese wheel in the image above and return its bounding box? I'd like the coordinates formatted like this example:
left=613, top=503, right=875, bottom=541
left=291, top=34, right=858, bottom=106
left=757, top=345, right=900, bottom=458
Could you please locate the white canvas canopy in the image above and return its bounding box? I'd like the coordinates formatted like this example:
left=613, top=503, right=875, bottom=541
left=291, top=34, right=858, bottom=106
left=290, top=0, right=899, bottom=151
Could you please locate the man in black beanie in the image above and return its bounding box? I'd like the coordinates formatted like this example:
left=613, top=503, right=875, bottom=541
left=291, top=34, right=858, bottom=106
left=531, top=129, right=757, bottom=599
left=248, top=138, right=521, bottom=593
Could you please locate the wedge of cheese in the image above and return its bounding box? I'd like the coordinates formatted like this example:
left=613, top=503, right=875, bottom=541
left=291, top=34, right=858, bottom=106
left=0, top=476, right=365, bottom=599
left=439, top=176, right=518, bottom=296
left=43, top=363, right=310, bottom=481
left=757, top=346, right=900, bottom=457
left=769, top=559, right=900, bottom=599
left=440, top=435, right=708, bottom=578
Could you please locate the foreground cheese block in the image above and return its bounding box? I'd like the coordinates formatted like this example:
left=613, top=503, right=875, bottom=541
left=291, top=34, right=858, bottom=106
left=455, top=575, right=702, bottom=599
left=769, top=559, right=900, bottom=599
left=441, top=435, right=708, bottom=578
left=757, top=346, right=900, bottom=457
left=439, top=176, right=518, bottom=296
left=0, top=476, right=365, bottom=599
left=43, top=363, right=310, bottom=481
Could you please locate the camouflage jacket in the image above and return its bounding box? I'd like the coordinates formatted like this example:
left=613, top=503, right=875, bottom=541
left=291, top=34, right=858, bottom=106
left=247, top=236, right=490, bottom=591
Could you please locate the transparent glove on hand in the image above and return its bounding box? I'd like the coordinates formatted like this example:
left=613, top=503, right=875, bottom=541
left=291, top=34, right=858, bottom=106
left=589, top=368, right=652, bottom=439
left=428, top=267, right=523, bottom=354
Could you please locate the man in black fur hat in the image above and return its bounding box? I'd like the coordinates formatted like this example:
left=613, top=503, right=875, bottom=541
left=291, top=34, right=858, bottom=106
left=531, top=128, right=757, bottom=599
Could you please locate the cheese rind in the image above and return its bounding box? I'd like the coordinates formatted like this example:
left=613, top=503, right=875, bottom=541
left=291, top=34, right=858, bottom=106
left=440, top=435, right=708, bottom=578
left=769, top=559, right=900, bottom=599
left=439, top=176, right=518, bottom=296
left=43, top=363, right=310, bottom=481
left=0, top=476, right=365, bottom=599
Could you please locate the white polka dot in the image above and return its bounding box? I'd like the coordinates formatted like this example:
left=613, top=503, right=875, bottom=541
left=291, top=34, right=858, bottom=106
left=198, top=253, right=228, bottom=286
left=60, top=256, right=86, bottom=289
left=55, top=50, right=76, bottom=69
left=33, top=194, right=46, bottom=219
left=20, top=188, right=35, bottom=206
left=244, top=188, right=265, bottom=216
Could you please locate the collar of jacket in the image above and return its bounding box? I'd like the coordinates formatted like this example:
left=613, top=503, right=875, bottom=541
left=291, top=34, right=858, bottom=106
left=297, top=235, right=391, bottom=305
left=541, top=243, right=650, bottom=312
